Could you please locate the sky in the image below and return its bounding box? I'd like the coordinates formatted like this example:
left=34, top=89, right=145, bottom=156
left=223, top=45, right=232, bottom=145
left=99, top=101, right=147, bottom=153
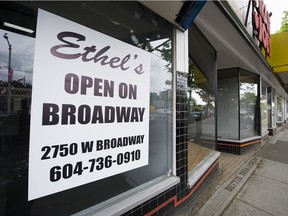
left=0, top=29, right=34, bottom=84
left=265, top=0, right=288, bottom=33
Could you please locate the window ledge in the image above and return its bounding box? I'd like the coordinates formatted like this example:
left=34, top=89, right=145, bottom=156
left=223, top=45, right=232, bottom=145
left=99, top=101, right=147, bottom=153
left=217, top=136, right=261, bottom=143
left=188, top=151, right=220, bottom=188
left=72, top=175, right=180, bottom=216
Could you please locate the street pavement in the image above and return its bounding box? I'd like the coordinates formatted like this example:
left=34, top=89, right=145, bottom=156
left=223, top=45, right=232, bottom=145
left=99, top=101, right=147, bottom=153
left=192, top=125, right=288, bottom=216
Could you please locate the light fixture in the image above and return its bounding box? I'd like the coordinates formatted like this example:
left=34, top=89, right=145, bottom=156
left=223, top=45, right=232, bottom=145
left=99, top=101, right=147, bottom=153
left=131, top=34, right=139, bottom=45
left=3, top=32, right=8, bottom=40
left=3, top=22, right=34, bottom=34
left=108, top=19, right=120, bottom=26
left=134, top=11, right=142, bottom=20
left=152, top=19, right=158, bottom=27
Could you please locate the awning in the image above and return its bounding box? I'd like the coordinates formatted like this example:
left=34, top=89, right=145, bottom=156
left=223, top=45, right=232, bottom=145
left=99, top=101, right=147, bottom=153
left=175, top=0, right=207, bottom=30
left=140, top=0, right=206, bottom=31
left=193, top=1, right=288, bottom=97
left=268, top=32, right=288, bottom=73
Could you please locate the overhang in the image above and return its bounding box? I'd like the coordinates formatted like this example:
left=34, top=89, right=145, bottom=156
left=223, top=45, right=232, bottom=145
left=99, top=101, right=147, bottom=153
left=139, top=1, right=206, bottom=30
left=193, top=1, right=288, bottom=98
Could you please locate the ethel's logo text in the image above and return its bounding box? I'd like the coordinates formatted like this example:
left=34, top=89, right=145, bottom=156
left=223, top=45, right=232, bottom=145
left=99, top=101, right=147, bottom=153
left=50, top=31, right=145, bottom=74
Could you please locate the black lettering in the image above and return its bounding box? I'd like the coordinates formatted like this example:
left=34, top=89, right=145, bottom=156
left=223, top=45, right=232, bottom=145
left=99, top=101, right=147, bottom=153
left=91, top=106, right=104, bottom=123
left=81, top=76, right=93, bottom=95
left=93, top=46, right=111, bottom=65
left=129, top=84, right=137, bottom=99
left=50, top=32, right=85, bottom=59
left=120, top=54, right=130, bottom=71
left=42, top=103, right=59, bottom=125
left=81, top=141, right=94, bottom=153
left=94, top=78, right=103, bottom=96
left=82, top=46, right=96, bottom=62
left=105, top=106, right=115, bottom=123
left=96, top=140, right=103, bottom=151
left=136, top=136, right=142, bottom=144
left=78, top=105, right=91, bottom=124
left=117, top=138, right=122, bottom=147
left=111, top=138, right=116, bottom=148
left=130, top=108, right=139, bottom=122
left=116, top=107, right=131, bottom=122
left=138, top=108, right=145, bottom=122
left=140, top=135, right=144, bottom=143
left=109, top=57, right=121, bottom=68
left=104, top=139, right=110, bottom=150
left=103, top=80, right=114, bottom=97
left=134, top=64, right=144, bottom=74
left=62, top=104, right=76, bottom=124
left=50, top=32, right=144, bottom=73
left=65, top=73, right=79, bottom=94
left=129, top=136, right=136, bottom=145
left=119, top=83, right=128, bottom=99
left=123, top=137, right=128, bottom=146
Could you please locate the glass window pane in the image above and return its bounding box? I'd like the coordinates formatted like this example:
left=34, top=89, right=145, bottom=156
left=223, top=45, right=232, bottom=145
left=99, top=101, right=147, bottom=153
left=277, top=95, right=283, bottom=122
left=239, top=70, right=259, bottom=139
left=272, top=89, right=276, bottom=127
left=218, top=68, right=239, bottom=140
left=188, top=25, right=216, bottom=173
left=261, top=80, right=268, bottom=135
left=0, top=1, right=173, bottom=215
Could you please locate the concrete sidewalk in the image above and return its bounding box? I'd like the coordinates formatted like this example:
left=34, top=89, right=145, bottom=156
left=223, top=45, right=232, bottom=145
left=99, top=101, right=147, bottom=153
left=190, top=124, right=288, bottom=216
left=221, top=158, right=288, bottom=216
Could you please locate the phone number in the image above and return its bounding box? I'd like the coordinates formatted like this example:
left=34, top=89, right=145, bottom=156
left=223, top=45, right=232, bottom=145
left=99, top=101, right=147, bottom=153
left=49, top=150, right=141, bottom=182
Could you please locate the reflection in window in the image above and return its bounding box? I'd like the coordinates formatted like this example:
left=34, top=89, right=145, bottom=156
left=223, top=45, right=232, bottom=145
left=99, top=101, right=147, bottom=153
left=261, top=80, right=268, bottom=135
left=0, top=1, right=173, bottom=215
left=268, top=87, right=277, bottom=128
left=218, top=68, right=239, bottom=140
left=239, top=72, right=259, bottom=139
left=218, top=68, right=260, bottom=140
left=0, top=30, right=34, bottom=113
left=187, top=25, right=216, bottom=173
left=286, top=100, right=288, bottom=121
left=277, top=95, right=283, bottom=122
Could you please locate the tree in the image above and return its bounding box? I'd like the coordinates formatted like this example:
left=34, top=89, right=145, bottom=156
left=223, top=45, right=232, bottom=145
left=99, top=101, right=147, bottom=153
left=280, top=11, right=288, bottom=32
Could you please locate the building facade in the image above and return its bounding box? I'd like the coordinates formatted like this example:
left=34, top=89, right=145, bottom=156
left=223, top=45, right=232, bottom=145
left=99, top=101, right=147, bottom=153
left=0, top=1, right=287, bottom=216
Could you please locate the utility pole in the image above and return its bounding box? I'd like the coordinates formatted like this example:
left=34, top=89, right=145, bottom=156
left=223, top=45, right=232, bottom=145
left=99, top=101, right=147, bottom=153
left=3, top=33, right=12, bottom=113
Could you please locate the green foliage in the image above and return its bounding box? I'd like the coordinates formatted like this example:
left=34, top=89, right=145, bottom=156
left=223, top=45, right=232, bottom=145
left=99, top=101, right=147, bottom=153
left=280, top=11, right=288, bottom=32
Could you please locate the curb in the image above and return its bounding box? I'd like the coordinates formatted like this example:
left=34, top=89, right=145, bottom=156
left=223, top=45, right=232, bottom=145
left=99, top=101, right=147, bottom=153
left=194, top=156, right=262, bottom=216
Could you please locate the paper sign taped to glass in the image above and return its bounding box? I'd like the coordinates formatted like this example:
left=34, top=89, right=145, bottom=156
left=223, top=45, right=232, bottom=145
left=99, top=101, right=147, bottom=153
left=28, top=9, right=150, bottom=200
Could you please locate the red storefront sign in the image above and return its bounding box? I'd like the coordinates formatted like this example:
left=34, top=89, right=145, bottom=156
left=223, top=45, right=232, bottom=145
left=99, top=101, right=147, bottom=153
left=251, top=0, right=271, bottom=57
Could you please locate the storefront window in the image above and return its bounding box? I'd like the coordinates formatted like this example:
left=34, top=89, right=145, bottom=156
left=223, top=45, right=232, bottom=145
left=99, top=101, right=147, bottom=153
left=261, top=80, right=268, bottom=136
left=218, top=68, right=239, bottom=140
left=268, top=87, right=277, bottom=128
left=218, top=68, right=260, bottom=140
left=277, top=95, right=284, bottom=122
left=0, top=2, right=173, bottom=215
left=286, top=100, right=288, bottom=121
left=239, top=70, right=259, bottom=139
left=271, top=89, right=276, bottom=127
left=187, top=25, right=216, bottom=173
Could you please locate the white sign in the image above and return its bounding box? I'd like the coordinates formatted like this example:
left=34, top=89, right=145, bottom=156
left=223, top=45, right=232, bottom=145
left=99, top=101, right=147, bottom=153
left=28, top=9, right=150, bottom=200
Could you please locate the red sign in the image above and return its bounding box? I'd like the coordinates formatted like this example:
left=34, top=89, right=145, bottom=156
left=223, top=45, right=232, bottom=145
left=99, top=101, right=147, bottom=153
left=252, top=0, right=271, bottom=57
